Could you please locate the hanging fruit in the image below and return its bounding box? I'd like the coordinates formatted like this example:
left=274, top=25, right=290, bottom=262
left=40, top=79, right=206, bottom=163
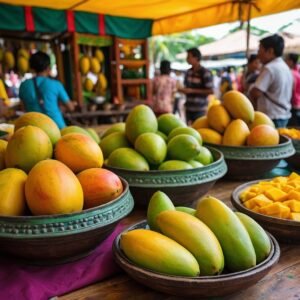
left=4, top=51, right=15, bottom=69
left=84, top=78, right=94, bottom=92
left=90, top=57, right=101, bottom=74
left=95, top=49, right=104, bottom=63
left=97, top=73, right=107, bottom=91
left=18, top=48, right=30, bottom=59
left=79, top=56, right=90, bottom=75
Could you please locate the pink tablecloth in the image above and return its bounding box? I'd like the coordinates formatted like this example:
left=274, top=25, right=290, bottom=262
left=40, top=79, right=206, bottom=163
left=0, top=222, right=127, bottom=300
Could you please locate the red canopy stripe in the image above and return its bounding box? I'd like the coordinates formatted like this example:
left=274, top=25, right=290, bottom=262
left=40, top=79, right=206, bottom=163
left=24, top=6, right=35, bottom=32
left=98, top=14, right=105, bottom=35
left=66, top=10, right=75, bottom=32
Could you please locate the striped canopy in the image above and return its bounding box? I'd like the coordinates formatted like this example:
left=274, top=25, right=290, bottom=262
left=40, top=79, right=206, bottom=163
left=0, top=0, right=299, bottom=38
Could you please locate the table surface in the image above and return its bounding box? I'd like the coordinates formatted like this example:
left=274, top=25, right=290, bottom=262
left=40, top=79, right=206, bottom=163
left=58, top=180, right=300, bottom=300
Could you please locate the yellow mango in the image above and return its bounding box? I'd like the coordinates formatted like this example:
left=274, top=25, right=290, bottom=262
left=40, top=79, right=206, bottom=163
left=157, top=210, right=224, bottom=275
left=192, top=116, right=209, bottom=129
left=252, top=206, right=261, bottom=213
left=290, top=212, right=300, bottom=221
left=259, top=202, right=290, bottom=219
left=197, top=128, right=222, bottom=145
left=287, top=190, right=300, bottom=201
left=282, top=200, right=300, bottom=212
left=289, top=172, right=300, bottom=180
left=282, top=185, right=295, bottom=193
left=242, top=191, right=258, bottom=202
left=222, top=119, right=250, bottom=146
left=120, top=229, right=200, bottom=276
left=244, top=199, right=257, bottom=209
left=264, top=187, right=288, bottom=202
left=207, top=104, right=231, bottom=134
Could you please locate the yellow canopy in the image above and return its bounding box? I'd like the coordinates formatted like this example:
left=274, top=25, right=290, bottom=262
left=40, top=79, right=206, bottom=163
left=0, top=0, right=299, bottom=36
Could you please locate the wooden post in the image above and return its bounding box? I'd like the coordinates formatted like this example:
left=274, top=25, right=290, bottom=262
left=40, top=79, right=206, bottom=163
left=71, top=32, right=83, bottom=108
left=246, top=3, right=252, bottom=59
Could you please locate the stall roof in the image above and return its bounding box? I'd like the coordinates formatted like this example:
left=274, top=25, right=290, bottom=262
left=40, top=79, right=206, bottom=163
left=0, top=1, right=299, bottom=37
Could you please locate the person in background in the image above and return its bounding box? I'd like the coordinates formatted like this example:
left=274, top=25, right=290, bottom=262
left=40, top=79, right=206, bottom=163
left=285, top=53, right=300, bottom=126
left=152, top=60, right=177, bottom=116
left=241, top=54, right=261, bottom=97
left=179, top=48, right=213, bottom=124
left=249, top=34, right=293, bottom=128
left=19, top=51, right=75, bottom=129
left=219, top=67, right=233, bottom=97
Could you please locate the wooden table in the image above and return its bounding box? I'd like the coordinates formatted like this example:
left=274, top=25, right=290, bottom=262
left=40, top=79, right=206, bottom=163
left=58, top=180, right=300, bottom=300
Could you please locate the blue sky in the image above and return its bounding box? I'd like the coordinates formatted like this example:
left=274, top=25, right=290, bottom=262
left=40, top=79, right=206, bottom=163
left=195, top=9, right=300, bottom=39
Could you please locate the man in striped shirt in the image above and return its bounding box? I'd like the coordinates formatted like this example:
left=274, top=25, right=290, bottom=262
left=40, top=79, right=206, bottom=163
left=179, top=48, right=213, bottom=124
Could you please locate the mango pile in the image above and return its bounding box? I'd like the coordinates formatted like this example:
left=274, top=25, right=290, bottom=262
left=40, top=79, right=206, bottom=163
left=0, top=112, right=123, bottom=217
left=120, top=191, right=271, bottom=277
left=240, top=172, right=300, bottom=221
left=278, top=128, right=300, bottom=140
left=192, top=90, right=279, bottom=147
left=102, top=104, right=214, bottom=171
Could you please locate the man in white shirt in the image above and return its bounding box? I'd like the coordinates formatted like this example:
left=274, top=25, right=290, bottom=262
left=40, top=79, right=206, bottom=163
left=250, top=34, right=293, bottom=128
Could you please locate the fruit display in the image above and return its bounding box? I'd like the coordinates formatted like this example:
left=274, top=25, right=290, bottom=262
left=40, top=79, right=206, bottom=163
left=0, top=112, right=123, bottom=217
left=119, top=191, right=272, bottom=277
left=192, top=90, right=278, bottom=146
left=102, top=104, right=215, bottom=171
left=239, top=172, right=300, bottom=221
left=79, top=48, right=108, bottom=95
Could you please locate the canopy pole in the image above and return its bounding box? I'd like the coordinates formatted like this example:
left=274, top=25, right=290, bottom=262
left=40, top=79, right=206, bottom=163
left=246, top=2, right=252, bottom=58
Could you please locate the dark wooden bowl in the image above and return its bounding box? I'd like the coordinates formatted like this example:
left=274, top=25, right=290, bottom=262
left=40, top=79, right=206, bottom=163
left=0, top=178, right=134, bottom=265
left=113, top=220, right=280, bottom=298
left=105, top=147, right=227, bottom=208
left=231, top=180, right=300, bottom=243
left=285, top=138, right=300, bottom=171
left=206, top=135, right=295, bottom=180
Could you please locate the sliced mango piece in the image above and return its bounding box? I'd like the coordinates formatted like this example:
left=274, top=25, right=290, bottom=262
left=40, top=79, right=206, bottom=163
left=264, top=187, right=288, bottom=202
left=289, top=172, right=300, bottom=180
left=290, top=212, right=300, bottom=221
left=259, top=202, right=290, bottom=218
left=282, top=200, right=300, bottom=212
left=287, top=190, right=300, bottom=201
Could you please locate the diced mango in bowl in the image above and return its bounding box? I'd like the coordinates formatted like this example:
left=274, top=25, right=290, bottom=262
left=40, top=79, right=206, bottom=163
left=278, top=128, right=300, bottom=139
left=239, top=172, right=300, bottom=221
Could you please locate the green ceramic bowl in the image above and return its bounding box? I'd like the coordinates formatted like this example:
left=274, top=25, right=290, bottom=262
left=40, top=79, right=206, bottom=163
left=106, top=147, right=227, bottom=207
left=0, top=177, right=134, bottom=265
left=205, top=135, right=295, bottom=180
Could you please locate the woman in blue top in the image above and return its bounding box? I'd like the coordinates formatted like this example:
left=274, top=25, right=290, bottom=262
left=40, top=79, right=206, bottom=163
left=19, top=51, right=75, bottom=129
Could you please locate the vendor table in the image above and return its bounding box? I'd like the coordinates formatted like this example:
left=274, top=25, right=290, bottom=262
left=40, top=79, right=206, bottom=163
left=58, top=179, right=300, bottom=300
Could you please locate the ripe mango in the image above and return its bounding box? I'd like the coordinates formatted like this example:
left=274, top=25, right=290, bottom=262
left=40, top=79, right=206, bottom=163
left=223, top=90, right=254, bottom=123
left=192, top=116, right=208, bottom=129
left=147, top=191, right=175, bottom=231
left=0, top=168, right=27, bottom=216
left=95, top=49, right=104, bottom=62
left=5, top=126, right=53, bottom=173
left=157, top=210, right=224, bottom=275
left=120, top=229, right=200, bottom=276
left=247, top=125, right=279, bottom=146
left=125, top=105, right=158, bottom=144
left=15, top=112, right=61, bottom=145
left=135, top=132, right=167, bottom=165
left=107, top=147, right=149, bottom=171
left=0, top=140, right=7, bottom=170
left=157, top=113, right=186, bottom=136
left=249, top=111, right=275, bottom=130
left=167, top=134, right=201, bottom=161
left=197, top=128, right=222, bottom=145
left=207, top=104, right=231, bottom=134
left=79, top=56, right=90, bottom=75
left=90, top=57, right=101, bottom=73
left=196, top=196, right=256, bottom=272
left=222, top=119, right=250, bottom=146
left=235, top=212, right=271, bottom=264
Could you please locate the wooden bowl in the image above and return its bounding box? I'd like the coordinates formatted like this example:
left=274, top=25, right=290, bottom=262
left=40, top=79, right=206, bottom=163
left=285, top=138, right=300, bottom=171
left=231, top=180, right=300, bottom=243
left=113, top=220, right=280, bottom=298
left=205, top=135, right=295, bottom=180
left=106, top=147, right=227, bottom=207
left=0, top=178, right=134, bottom=265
